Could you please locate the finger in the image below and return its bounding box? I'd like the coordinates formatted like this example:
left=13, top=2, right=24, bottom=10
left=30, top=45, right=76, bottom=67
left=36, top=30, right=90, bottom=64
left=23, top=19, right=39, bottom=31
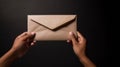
left=29, top=32, right=36, bottom=40
left=77, top=31, right=86, bottom=45
left=25, top=32, right=36, bottom=47
left=67, top=40, right=70, bottom=43
left=69, top=32, right=78, bottom=46
left=17, top=32, right=27, bottom=38
left=31, top=40, right=36, bottom=46
left=31, top=42, right=34, bottom=46
left=77, top=31, right=85, bottom=41
left=67, top=33, right=72, bottom=43
left=33, top=40, right=36, bottom=43
left=22, top=32, right=35, bottom=41
left=28, top=32, right=36, bottom=44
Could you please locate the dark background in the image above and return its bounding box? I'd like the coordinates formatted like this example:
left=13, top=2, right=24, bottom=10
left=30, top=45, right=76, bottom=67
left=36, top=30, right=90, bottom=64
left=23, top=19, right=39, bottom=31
left=0, top=0, right=108, bottom=67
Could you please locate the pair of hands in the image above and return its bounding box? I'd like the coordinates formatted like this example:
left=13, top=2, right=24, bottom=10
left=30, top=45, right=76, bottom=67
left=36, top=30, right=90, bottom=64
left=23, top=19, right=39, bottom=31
left=11, top=31, right=86, bottom=59
left=0, top=31, right=96, bottom=67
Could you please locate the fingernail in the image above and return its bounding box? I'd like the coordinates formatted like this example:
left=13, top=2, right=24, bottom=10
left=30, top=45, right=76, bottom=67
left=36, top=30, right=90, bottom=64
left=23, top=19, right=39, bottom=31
left=69, top=32, right=73, bottom=35
left=33, top=40, right=36, bottom=43
left=31, top=32, right=35, bottom=35
left=67, top=40, right=70, bottom=43
left=31, top=42, right=34, bottom=46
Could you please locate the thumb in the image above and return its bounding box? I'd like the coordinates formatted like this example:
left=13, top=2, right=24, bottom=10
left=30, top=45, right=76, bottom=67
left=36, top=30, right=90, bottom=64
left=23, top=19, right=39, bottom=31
left=22, top=32, right=35, bottom=41
left=69, top=32, right=78, bottom=46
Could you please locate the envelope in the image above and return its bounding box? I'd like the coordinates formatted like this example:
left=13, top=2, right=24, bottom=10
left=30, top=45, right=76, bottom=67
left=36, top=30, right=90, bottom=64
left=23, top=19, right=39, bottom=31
left=27, top=15, right=77, bottom=41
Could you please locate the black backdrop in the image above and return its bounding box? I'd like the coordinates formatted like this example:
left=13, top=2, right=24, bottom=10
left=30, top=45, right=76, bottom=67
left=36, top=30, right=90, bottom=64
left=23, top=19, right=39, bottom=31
left=0, top=0, right=108, bottom=67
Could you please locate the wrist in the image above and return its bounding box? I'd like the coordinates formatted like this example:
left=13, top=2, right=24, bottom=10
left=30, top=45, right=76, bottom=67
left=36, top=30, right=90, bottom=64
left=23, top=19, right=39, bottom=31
left=77, top=54, right=89, bottom=62
left=9, top=48, right=20, bottom=59
left=0, top=48, right=19, bottom=67
left=78, top=54, right=96, bottom=67
left=77, top=53, right=86, bottom=59
left=79, top=55, right=88, bottom=61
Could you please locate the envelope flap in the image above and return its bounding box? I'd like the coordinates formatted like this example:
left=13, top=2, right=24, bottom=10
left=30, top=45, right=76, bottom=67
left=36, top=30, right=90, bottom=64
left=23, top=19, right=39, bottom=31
left=28, top=15, right=76, bottom=30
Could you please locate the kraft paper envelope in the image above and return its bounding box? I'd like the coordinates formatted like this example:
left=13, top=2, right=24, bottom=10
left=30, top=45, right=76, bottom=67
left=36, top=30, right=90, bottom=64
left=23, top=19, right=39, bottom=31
left=27, top=15, right=77, bottom=41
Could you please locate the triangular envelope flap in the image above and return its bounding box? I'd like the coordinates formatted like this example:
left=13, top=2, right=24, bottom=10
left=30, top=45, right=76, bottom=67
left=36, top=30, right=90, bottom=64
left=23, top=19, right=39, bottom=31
left=29, top=15, right=76, bottom=30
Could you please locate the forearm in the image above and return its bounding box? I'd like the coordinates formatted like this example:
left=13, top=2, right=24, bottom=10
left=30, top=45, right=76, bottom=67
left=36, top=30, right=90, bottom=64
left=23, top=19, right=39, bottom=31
left=78, top=55, right=96, bottom=67
left=0, top=49, right=18, bottom=67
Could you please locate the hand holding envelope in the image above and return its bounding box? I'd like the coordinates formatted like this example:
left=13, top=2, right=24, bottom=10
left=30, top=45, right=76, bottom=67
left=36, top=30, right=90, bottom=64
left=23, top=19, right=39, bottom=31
left=28, top=15, right=77, bottom=41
